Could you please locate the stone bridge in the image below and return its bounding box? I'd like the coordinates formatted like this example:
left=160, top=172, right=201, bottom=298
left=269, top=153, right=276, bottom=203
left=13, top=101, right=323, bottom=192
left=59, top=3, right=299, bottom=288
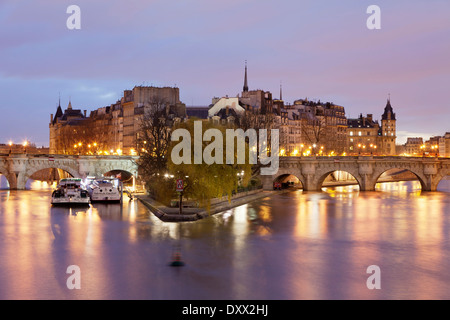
left=259, top=156, right=450, bottom=192
left=0, top=154, right=139, bottom=190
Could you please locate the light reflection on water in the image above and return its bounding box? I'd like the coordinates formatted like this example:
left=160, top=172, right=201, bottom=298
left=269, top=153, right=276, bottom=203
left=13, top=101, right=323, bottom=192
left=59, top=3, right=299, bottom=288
left=0, top=178, right=449, bottom=299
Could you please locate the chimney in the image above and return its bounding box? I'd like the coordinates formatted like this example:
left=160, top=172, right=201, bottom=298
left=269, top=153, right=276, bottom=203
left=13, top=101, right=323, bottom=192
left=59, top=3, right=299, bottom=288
left=50, top=114, right=53, bottom=123
left=84, top=110, right=87, bottom=117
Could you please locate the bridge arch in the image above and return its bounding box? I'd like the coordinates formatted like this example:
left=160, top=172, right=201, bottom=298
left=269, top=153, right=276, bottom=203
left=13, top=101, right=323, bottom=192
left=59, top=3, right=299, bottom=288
left=273, top=171, right=305, bottom=189
left=315, top=169, right=362, bottom=191
left=99, top=161, right=139, bottom=191
left=103, top=169, right=135, bottom=181
left=18, top=163, right=81, bottom=190
left=0, top=171, right=12, bottom=189
left=435, top=168, right=450, bottom=191
left=371, top=166, right=427, bottom=191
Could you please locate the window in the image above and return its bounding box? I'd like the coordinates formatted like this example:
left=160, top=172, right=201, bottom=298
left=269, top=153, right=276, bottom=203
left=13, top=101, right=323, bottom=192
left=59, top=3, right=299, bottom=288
left=358, top=131, right=362, bottom=136
left=350, top=131, right=354, bottom=136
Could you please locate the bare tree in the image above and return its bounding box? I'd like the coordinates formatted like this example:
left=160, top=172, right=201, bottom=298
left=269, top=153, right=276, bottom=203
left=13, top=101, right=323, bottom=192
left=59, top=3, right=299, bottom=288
left=136, top=98, right=173, bottom=193
left=301, top=115, right=326, bottom=151
left=238, top=106, right=276, bottom=180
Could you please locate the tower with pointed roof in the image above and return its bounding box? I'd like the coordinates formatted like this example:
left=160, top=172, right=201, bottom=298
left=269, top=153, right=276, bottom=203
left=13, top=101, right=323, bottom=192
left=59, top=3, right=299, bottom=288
left=243, top=60, right=248, bottom=93
left=379, top=96, right=397, bottom=155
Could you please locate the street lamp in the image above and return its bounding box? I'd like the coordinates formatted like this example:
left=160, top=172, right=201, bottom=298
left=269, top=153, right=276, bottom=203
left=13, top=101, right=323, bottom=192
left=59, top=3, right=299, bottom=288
left=8, top=141, right=12, bottom=154
left=431, top=145, right=439, bottom=157
left=23, top=141, right=28, bottom=153
left=420, top=144, right=425, bottom=156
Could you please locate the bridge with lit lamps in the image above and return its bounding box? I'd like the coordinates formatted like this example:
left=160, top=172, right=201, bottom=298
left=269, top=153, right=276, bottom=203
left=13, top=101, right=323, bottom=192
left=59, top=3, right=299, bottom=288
left=260, top=156, right=450, bottom=192
left=0, top=154, right=139, bottom=190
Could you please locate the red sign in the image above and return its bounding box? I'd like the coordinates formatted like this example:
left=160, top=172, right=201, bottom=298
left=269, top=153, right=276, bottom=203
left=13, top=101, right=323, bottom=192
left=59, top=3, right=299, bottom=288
left=48, top=157, right=54, bottom=161
left=176, top=179, right=184, bottom=192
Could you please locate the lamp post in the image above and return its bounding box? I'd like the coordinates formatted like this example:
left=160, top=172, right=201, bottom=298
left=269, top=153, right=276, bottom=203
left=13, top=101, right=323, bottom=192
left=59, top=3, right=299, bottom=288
left=8, top=141, right=12, bottom=154
left=372, top=145, right=377, bottom=155
left=23, top=141, right=28, bottom=153
left=431, top=145, right=439, bottom=157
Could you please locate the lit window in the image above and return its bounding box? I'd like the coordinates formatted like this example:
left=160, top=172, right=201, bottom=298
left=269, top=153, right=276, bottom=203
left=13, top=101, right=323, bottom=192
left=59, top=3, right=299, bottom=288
left=350, top=131, right=353, bottom=136
left=358, top=131, right=362, bottom=136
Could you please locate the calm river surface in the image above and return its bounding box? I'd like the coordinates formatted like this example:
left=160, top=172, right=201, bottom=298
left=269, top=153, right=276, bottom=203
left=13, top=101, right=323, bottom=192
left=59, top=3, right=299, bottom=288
left=0, top=179, right=449, bottom=300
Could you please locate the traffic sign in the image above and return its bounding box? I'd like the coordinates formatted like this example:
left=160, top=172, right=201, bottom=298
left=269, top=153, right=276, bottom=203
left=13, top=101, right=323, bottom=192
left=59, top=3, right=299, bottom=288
left=176, top=179, right=184, bottom=192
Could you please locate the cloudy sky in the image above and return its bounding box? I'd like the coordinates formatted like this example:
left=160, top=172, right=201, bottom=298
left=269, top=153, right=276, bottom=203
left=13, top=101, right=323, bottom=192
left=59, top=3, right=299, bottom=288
left=1, top=0, right=449, bottom=146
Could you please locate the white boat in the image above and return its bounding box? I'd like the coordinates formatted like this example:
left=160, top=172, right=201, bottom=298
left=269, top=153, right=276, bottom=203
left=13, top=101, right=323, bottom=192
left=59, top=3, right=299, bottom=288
left=51, top=178, right=90, bottom=206
left=86, top=178, right=122, bottom=203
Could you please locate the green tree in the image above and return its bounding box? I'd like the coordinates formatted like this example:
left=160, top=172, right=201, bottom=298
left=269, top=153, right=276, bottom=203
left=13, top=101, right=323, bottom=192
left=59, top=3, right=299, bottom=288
left=167, top=119, right=252, bottom=212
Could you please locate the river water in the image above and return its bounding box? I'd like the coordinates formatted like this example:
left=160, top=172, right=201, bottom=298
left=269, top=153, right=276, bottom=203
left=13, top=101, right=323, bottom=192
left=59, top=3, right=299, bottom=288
left=0, top=178, right=449, bottom=300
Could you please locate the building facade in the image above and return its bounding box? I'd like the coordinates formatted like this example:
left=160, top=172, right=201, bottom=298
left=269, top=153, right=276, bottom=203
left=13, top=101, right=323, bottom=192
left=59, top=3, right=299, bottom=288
left=404, top=137, right=424, bottom=156
left=207, top=64, right=399, bottom=156
left=346, top=99, right=397, bottom=155
left=347, top=113, right=380, bottom=155
left=49, top=86, right=187, bottom=155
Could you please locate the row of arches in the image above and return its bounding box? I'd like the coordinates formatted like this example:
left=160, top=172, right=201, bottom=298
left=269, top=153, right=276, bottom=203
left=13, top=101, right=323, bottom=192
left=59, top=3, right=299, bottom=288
left=272, top=168, right=450, bottom=192
left=0, top=168, right=136, bottom=190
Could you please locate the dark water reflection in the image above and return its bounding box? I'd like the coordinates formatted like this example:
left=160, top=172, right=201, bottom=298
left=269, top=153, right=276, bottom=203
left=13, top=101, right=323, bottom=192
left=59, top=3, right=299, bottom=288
left=0, top=179, right=449, bottom=299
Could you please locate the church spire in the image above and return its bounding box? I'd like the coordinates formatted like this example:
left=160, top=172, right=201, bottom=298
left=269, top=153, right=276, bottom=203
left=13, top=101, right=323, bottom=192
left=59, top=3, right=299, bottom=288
left=68, top=97, right=72, bottom=110
left=243, top=60, right=248, bottom=92
left=280, top=81, right=283, bottom=100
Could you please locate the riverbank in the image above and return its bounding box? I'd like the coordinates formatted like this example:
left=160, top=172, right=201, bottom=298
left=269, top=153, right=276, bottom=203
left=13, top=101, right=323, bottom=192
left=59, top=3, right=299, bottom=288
left=136, top=189, right=286, bottom=222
